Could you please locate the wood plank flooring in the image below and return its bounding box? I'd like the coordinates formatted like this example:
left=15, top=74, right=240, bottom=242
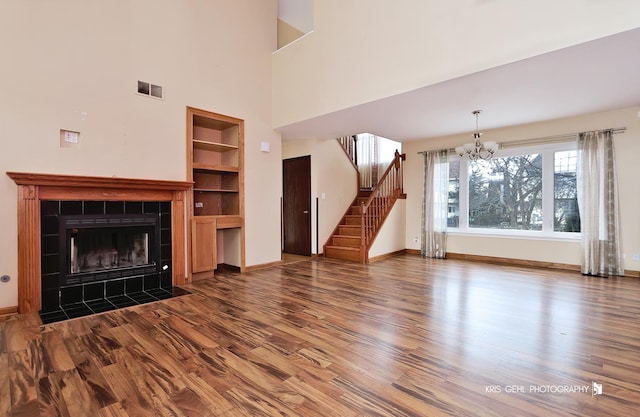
left=2, top=254, right=640, bottom=416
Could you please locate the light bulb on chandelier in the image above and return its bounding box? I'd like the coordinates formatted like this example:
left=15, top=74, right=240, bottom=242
left=455, top=110, right=499, bottom=161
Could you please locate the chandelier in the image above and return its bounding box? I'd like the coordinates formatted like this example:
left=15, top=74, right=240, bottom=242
left=455, top=110, right=498, bottom=161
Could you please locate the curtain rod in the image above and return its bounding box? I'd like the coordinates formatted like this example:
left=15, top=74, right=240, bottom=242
left=417, top=127, right=626, bottom=154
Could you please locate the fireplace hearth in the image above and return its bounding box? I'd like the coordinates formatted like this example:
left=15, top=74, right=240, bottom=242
left=40, top=199, right=189, bottom=324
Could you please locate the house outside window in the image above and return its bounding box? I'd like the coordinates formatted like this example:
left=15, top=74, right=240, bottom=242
left=447, top=142, right=580, bottom=237
left=553, top=150, right=580, bottom=232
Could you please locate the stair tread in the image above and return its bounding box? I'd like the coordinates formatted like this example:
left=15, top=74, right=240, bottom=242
left=325, top=245, right=360, bottom=251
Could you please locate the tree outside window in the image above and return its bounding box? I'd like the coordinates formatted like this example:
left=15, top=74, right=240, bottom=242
left=469, top=154, right=542, bottom=230
left=447, top=144, right=580, bottom=235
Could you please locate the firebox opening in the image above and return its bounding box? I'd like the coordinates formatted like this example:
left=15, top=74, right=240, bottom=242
left=69, top=227, right=153, bottom=274
left=59, top=213, right=161, bottom=286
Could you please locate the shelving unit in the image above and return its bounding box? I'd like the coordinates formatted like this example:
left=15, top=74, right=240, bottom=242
left=187, top=106, right=245, bottom=277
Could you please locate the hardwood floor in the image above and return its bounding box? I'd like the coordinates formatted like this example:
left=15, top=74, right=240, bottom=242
left=2, top=254, right=640, bottom=416
left=281, top=253, right=311, bottom=265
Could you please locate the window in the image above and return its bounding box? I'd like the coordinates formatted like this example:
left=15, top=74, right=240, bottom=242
left=553, top=151, right=580, bottom=232
left=448, top=143, right=580, bottom=237
left=448, top=159, right=460, bottom=227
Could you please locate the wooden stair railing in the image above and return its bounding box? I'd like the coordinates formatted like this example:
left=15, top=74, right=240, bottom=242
left=337, top=135, right=358, bottom=166
left=360, top=149, right=405, bottom=253
left=324, top=150, right=406, bottom=263
left=337, top=136, right=361, bottom=191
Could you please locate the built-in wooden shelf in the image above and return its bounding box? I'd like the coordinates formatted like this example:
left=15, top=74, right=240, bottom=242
left=193, top=163, right=239, bottom=173
left=193, top=140, right=238, bottom=152
left=187, top=106, right=245, bottom=278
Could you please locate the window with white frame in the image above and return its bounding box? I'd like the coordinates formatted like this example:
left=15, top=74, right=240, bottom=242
left=447, top=142, right=580, bottom=236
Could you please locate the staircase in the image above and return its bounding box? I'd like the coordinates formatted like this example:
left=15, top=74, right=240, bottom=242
left=324, top=149, right=405, bottom=263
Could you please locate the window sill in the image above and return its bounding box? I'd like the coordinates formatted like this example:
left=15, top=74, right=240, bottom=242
left=447, top=229, right=581, bottom=242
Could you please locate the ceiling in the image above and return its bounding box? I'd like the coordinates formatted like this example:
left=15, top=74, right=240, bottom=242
left=278, top=0, right=314, bottom=34
left=275, top=27, right=640, bottom=143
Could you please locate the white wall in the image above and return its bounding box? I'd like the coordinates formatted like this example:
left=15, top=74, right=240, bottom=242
left=0, top=0, right=281, bottom=309
left=273, top=0, right=640, bottom=129
left=282, top=139, right=357, bottom=254
left=369, top=200, right=406, bottom=260
left=403, top=107, right=640, bottom=272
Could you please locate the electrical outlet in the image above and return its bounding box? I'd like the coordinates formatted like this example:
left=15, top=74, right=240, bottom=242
left=413, top=236, right=419, bottom=243
left=632, top=253, right=640, bottom=262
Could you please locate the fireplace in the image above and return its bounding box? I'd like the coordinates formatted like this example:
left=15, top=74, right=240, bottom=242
left=7, top=172, right=192, bottom=317
left=39, top=199, right=187, bottom=323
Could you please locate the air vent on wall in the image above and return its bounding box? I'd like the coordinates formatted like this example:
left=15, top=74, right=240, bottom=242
left=137, top=80, right=163, bottom=99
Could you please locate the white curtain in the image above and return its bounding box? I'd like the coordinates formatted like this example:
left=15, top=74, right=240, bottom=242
left=356, top=134, right=378, bottom=188
left=421, top=150, right=449, bottom=258
left=356, top=134, right=401, bottom=188
left=576, top=130, right=624, bottom=276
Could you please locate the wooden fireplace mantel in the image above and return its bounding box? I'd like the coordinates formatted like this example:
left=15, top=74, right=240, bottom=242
left=6, top=172, right=193, bottom=314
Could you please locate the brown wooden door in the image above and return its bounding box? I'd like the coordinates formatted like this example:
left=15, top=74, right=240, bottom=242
left=283, top=156, right=311, bottom=255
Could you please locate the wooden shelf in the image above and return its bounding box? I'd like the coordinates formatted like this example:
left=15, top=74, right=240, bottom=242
left=193, top=114, right=236, bottom=131
left=193, top=140, right=237, bottom=152
left=193, top=163, right=239, bottom=173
